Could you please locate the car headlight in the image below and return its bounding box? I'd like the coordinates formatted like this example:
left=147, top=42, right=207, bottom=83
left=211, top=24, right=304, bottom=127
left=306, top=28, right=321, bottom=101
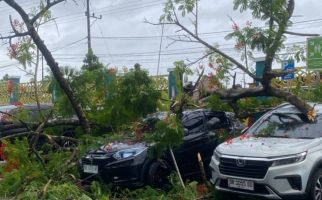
left=113, top=147, right=147, bottom=160
left=271, top=152, right=307, bottom=167
left=214, top=149, right=221, bottom=162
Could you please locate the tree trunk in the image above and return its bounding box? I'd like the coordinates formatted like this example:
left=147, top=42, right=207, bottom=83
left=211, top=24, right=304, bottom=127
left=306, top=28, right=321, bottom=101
left=28, top=28, right=91, bottom=134
left=3, top=0, right=91, bottom=134
left=268, top=87, right=313, bottom=115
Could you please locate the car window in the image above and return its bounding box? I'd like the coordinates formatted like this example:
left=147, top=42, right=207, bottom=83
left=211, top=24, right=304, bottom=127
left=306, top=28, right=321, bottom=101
left=182, top=111, right=205, bottom=134
left=183, top=115, right=204, bottom=133
left=248, top=113, right=322, bottom=139
left=205, top=112, right=230, bottom=129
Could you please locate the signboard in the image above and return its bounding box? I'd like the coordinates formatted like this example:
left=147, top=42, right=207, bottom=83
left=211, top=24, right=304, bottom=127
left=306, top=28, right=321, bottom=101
left=282, top=60, right=295, bottom=80
left=255, top=57, right=265, bottom=86
left=307, top=37, right=322, bottom=70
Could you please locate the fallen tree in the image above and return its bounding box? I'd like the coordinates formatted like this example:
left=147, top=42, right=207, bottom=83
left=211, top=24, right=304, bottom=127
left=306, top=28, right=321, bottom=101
left=151, top=0, right=320, bottom=121
left=0, top=0, right=91, bottom=134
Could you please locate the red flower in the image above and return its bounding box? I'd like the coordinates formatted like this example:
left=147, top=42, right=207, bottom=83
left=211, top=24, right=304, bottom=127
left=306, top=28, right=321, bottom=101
left=0, top=143, right=7, bottom=161
left=8, top=43, right=19, bottom=59
left=240, top=134, right=250, bottom=140
left=105, top=143, right=113, bottom=151
left=225, top=138, right=233, bottom=145
left=232, top=23, right=240, bottom=32
left=13, top=102, right=23, bottom=107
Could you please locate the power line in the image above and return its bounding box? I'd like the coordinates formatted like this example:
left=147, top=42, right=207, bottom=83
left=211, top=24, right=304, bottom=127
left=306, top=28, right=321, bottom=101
left=51, top=37, right=87, bottom=52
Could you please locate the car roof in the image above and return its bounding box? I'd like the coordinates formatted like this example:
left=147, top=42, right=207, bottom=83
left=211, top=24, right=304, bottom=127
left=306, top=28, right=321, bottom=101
left=272, top=102, right=322, bottom=114
left=183, top=109, right=227, bottom=115
left=0, top=103, right=53, bottom=113
left=0, top=105, right=17, bottom=112
left=22, top=103, right=53, bottom=110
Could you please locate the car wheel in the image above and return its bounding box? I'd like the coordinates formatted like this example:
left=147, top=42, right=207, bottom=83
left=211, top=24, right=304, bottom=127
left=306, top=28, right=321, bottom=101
left=147, top=160, right=171, bottom=188
left=309, top=169, right=322, bottom=200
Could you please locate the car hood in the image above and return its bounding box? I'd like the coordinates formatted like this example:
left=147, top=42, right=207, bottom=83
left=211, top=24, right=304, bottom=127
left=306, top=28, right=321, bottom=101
left=97, top=142, right=147, bottom=153
left=216, top=136, right=321, bottom=157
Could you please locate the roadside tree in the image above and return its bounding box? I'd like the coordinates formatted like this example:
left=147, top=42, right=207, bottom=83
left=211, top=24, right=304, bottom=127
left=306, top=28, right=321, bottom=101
left=152, top=0, right=320, bottom=121
left=0, top=0, right=90, bottom=134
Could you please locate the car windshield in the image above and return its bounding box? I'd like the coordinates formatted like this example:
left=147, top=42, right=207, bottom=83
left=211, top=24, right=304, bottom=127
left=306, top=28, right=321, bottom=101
left=248, top=112, right=322, bottom=139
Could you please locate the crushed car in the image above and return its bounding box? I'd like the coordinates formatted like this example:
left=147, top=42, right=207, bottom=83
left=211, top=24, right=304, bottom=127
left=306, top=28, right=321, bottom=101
left=0, top=103, right=77, bottom=163
left=79, top=109, right=244, bottom=188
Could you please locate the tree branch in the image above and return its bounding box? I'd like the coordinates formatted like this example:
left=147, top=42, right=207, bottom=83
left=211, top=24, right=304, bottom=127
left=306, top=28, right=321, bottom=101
left=187, top=52, right=213, bottom=66
left=285, top=31, right=320, bottom=37
left=30, top=0, right=66, bottom=25
left=269, top=87, right=313, bottom=116
left=172, top=20, right=258, bottom=81
left=204, top=87, right=265, bottom=101
left=267, top=68, right=297, bottom=78
left=4, top=0, right=91, bottom=134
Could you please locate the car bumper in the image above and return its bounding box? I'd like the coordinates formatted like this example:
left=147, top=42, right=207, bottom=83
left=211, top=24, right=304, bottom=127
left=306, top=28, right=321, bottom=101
left=79, top=153, right=148, bottom=188
left=209, top=155, right=314, bottom=200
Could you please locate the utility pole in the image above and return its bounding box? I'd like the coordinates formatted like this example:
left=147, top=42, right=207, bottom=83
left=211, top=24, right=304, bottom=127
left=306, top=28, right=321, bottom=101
left=85, top=0, right=102, bottom=54
left=86, top=0, right=91, bottom=53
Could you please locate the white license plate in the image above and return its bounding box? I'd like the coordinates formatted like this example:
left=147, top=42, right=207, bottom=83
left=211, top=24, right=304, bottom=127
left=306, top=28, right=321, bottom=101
left=228, top=178, right=254, bottom=191
left=83, top=164, right=98, bottom=174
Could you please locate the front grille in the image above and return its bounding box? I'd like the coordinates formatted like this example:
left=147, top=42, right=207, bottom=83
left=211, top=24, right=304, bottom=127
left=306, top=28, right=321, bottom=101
left=219, top=157, right=272, bottom=179
left=82, top=153, right=115, bottom=167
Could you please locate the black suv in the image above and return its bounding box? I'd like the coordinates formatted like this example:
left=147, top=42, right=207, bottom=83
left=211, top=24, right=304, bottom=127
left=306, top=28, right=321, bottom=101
left=79, top=109, right=244, bottom=188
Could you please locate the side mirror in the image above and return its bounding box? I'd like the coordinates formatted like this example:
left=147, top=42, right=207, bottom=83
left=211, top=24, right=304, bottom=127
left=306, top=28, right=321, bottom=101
left=184, top=128, right=189, bottom=135
left=206, top=117, right=220, bottom=128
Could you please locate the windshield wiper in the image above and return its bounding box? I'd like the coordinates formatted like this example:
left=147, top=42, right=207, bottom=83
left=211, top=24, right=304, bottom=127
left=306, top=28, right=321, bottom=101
left=294, top=136, right=313, bottom=139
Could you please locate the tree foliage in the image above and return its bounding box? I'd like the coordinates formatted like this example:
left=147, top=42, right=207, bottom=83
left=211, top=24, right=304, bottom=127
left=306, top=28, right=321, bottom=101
left=51, top=56, right=161, bottom=132
left=157, top=0, right=316, bottom=121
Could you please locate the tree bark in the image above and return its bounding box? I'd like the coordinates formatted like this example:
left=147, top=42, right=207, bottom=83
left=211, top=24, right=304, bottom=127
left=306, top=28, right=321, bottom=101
left=4, top=0, right=91, bottom=134
left=268, top=87, right=313, bottom=115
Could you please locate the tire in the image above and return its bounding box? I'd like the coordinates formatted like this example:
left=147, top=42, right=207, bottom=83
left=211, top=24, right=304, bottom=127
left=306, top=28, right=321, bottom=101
left=147, top=160, right=171, bottom=188
left=308, top=169, right=322, bottom=200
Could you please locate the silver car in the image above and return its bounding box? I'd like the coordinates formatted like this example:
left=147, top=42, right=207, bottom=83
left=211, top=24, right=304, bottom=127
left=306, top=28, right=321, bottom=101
left=210, top=103, right=322, bottom=200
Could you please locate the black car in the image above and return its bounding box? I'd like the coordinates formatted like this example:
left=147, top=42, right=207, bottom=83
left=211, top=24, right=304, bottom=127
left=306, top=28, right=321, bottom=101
left=79, top=109, right=244, bottom=188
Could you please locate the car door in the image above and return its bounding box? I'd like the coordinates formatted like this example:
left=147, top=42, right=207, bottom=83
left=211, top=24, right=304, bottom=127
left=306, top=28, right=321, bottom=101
left=172, top=110, right=218, bottom=179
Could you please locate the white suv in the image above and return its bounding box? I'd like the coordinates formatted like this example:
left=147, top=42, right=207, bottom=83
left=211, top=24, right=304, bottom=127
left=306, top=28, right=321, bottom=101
left=210, top=103, right=322, bottom=200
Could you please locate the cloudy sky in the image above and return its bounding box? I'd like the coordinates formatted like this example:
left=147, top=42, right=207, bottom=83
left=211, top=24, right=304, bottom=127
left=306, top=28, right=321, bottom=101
left=0, top=0, right=321, bottom=84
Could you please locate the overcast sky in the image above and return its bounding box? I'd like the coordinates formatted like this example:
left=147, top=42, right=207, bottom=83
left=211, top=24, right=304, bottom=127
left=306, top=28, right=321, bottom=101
left=0, top=0, right=322, bottom=84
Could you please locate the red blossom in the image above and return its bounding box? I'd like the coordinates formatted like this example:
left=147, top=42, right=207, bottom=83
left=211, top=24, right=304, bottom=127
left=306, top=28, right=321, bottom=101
left=105, top=143, right=113, bottom=151
left=239, top=134, right=250, bottom=140
left=8, top=43, right=19, bottom=59
left=232, top=23, right=240, bottom=32
left=235, top=41, right=246, bottom=50
left=0, top=143, right=7, bottom=161
left=225, top=138, right=233, bottom=145
left=13, top=102, right=23, bottom=107
left=197, top=184, right=209, bottom=197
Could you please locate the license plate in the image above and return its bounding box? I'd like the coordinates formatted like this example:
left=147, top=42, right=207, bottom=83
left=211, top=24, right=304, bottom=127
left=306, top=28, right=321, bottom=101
left=83, top=164, right=98, bottom=174
left=228, top=178, right=254, bottom=191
